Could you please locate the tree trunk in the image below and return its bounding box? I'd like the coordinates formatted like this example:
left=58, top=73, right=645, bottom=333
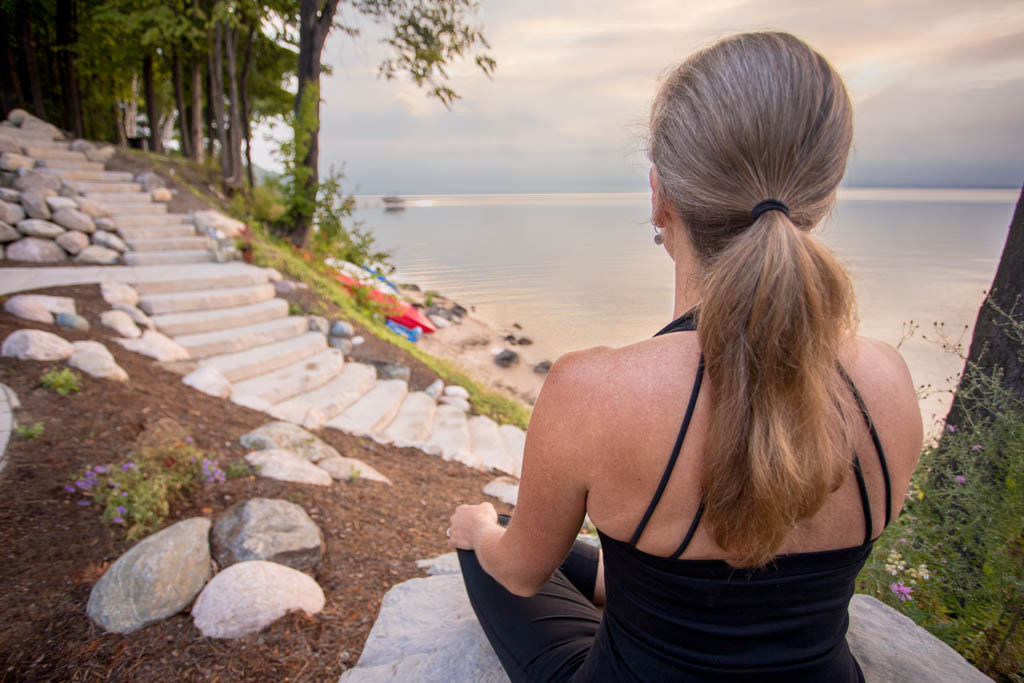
left=223, top=22, right=243, bottom=190
left=208, top=21, right=228, bottom=176
left=20, top=6, right=46, bottom=119
left=943, top=185, right=1024, bottom=431
left=190, top=55, right=203, bottom=163
left=172, top=47, right=192, bottom=158
left=142, top=54, right=162, bottom=152
left=239, top=22, right=256, bottom=193
left=0, top=8, right=25, bottom=114
left=55, top=0, right=84, bottom=138
left=285, top=0, right=340, bottom=247
left=124, top=72, right=138, bottom=139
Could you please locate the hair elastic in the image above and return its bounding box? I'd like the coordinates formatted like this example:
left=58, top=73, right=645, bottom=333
left=750, top=199, right=789, bottom=222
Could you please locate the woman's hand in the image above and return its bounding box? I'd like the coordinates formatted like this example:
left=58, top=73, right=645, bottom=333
left=448, top=502, right=500, bottom=550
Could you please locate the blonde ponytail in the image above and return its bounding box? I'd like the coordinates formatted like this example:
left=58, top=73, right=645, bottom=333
left=648, top=32, right=857, bottom=567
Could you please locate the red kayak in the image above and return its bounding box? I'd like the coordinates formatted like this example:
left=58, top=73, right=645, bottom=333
left=331, top=272, right=436, bottom=334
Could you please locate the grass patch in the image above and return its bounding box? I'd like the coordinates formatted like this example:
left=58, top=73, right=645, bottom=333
left=14, top=421, right=44, bottom=440
left=40, top=367, right=82, bottom=396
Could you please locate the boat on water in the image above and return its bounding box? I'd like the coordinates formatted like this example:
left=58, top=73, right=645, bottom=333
left=381, top=195, right=405, bottom=205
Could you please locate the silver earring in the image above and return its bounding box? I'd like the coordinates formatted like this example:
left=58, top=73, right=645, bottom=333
left=652, top=220, right=664, bottom=245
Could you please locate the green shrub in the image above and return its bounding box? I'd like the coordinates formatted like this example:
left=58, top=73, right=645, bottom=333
left=40, top=367, right=82, bottom=395
left=226, top=461, right=251, bottom=479
left=14, top=421, right=44, bottom=440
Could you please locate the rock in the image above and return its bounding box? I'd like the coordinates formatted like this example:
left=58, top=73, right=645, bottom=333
left=240, top=421, right=341, bottom=463
left=183, top=366, right=231, bottom=399
left=68, top=340, right=127, bottom=381
left=211, top=498, right=324, bottom=570
left=370, top=361, right=411, bottom=381
left=76, top=199, right=110, bottom=219
left=151, top=188, right=172, bottom=202
left=6, top=108, right=28, bottom=125
left=1, top=329, right=75, bottom=360
left=439, top=396, right=470, bottom=412
left=415, top=552, right=461, bottom=576
left=516, top=337, right=533, bottom=346
left=261, top=267, right=282, bottom=282
left=534, top=360, right=552, bottom=374
left=16, top=218, right=64, bottom=238
left=4, top=294, right=74, bottom=323
left=134, top=171, right=166, bottom=191
left=0, top=188, right=19, bottom=202
left=327, top=336, right=353, bottom=355
left=0, top=152, right=33, bottom=172
left=0, top=139, right=19, bottom=155
left=100, top=282, right=139, bottom=307
left=84, top=146, right=116, bottom=164
left=428, top=314, right=451, bottom=329
left=45, top=196, right=78, bottom=212
left=483, top=476, right=520, bottom=506
left=351, top=335, right=365, bottom=345
left=20, top=192, right=51, bottom=219
left=5, top=237, right=67, bottom=262
left=846, top=594, right=991, bottom=682
left=12, top=170, right=61, bottom=193
left=338, top=572, right=507, bottom=683
left=0, top=199, right=24, bottom=225
left=191, top=560, right=325, bottom=639
left=192, top=209, right=246, bottom=238
left=230, top=391, right=273, bottom=412
left=317, top=455, right=391, bottom=484
left=93, top=216, right=117, bottom=232
left=92, top=230, right=127, bottom=252
left=55, top=312, right=90, bottom=331
left=75, top=245, right=120, bottom=265
left=0, top=222, right=18, bottom=243
left=69, top=139, right=94, bottom=153
left=20, top=118, right=63, bottom=140
left=114, top=330, right=189, bottom=361
left=494, top=349, right=519, bottom=368
left=244, top=449, right=333, bottom=486
left=87, top=518, right=212, bottom=634
left=424, top=379, right=444, bottom=400
left=52, top=207, right=95, bottom=233
left=100, top=310, right=141, bottom=338
left=55, top=230, right=89, bottom=254
left=308, top=315, right=329, bottom=335
left=330, top=320, right=355, bottom=338
left=112, top=304, right=155, bottom=329
left=443, top=385, right=470, bottom=400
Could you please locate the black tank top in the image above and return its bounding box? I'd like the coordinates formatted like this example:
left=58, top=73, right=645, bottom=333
left=576, top=311, right=892, bottom=682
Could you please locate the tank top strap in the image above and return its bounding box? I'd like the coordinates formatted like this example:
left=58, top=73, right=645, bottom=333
left=629, top=354, right=705, bottom=547
left=838, top=366, right=893, bottom=530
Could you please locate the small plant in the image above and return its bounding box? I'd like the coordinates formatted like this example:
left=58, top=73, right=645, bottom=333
left=40, top=367, right=82, bottom=395
left=201, top=457, right=226, bottom=484
left=225, top=461, right=251, bottom=479
left=424, top=290, right=439, bottom=307
left=234, top=226, right=254, bottom=263
left=348, top=467, right=362, bottom=483
left=14, top=421, right=44, bottom=440
left=288, top=302, right=307, bottom=316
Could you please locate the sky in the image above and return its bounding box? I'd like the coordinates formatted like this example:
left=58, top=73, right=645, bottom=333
left=252, top=0, right=1024, bottom=194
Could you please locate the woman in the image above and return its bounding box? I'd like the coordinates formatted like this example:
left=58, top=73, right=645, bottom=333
left=449, top=32, right=923, bottom=682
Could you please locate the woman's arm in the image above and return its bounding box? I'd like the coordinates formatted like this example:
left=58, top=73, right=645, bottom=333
left=449, top=349, right=608, bottom=597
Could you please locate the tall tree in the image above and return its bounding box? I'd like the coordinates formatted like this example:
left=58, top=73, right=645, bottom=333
left=55, top=0, right=84, bottom=138
left=280, top=0, right=495, bottom=247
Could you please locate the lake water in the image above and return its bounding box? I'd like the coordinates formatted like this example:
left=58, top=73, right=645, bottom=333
left=354, top=188, right=1018, bottom=430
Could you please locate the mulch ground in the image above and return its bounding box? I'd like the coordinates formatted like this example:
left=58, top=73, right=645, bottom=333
left=0, top=284, right=511, bottom=682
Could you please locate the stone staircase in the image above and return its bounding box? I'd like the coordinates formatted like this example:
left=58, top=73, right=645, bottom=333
left=10, top=136, right=217, bottom=265
left=131, top=268, right=526, bottom=477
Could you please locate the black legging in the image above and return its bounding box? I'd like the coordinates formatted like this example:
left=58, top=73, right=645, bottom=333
left=457, top=516, right=602, bottom=682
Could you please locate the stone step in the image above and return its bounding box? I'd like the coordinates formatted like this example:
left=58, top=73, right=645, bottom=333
left=0, top=133, right=66, bottom=149
left=121, top=249, right=216, bottom=266
left=174, top=315, right=308, bottom=359
left=327, top=379, right=409, bottom=437
left=427, top=405, right=480, bottom=468
left=106, top=202, right=167, bottom=216
left=119, top=225, right=197, bottom=241
left=23, top=147, right=87, bottom=161
left=150, top=297, right=287, bottom=336
left=41, top=169, right=134, bottom=182
left=37, top=159, right=105, bottom=172
left=498, top=425, right=526, bottom=478
left=270, top=362, right=378, bottom=425
left=139, top=283, right=275, bottom=315
left=200, top=331, right=326, bottom=383
left=468, top=415, right=517, bottom=475
left=383, top=392, right=437, bottom=445
left=66, top=181, right=142, bottom=193
left=115, top=213, right=190, bottom=228
left=234, top=347, right=346, bottom=406
left=84, top=192, right=152, bottom=203
left=126, top=236, right=211, bottom=252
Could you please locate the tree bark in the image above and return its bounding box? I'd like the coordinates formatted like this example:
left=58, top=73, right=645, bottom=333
left=190, top=55, right=204, bottom=163
left=285, top=0, right=341, bottom=247
left=172, top=48, right=192, bottom=158
left=223, top=22, right=243, bottom=190
left=142, top=54, right=162, bottom=152
left=239, top=22, right=256, bottom=192
left=208, top=21, right=228, bottom=175
left=943, top=185, right=1024, bottom=431
left=0, top=8, right=25, bottom=114
left=20, top=6, right=47, bottom=119
left=55, top=0, right=84, bottom=138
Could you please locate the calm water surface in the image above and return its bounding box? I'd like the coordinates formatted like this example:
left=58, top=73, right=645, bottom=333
left=355, top=189, right=1017, bottom=429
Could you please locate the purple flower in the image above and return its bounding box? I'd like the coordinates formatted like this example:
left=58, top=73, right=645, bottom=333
left=121, top=462, right=138, bottom=472
left=75, top=480, right=92, bottom=490
left=970, top=445, right=982, bottom=452
left=947, top=425, right=956, bottom=433
left=121, top=491, right=128, bottom=497
left=107, top=481, right=119, bottom=488
left=112, top=516, right=124, bottom=524
left=63, top=485, right=75, bottom=493
left=84, top=471, right=97, bottom=479
left=185, top=436, right=193, bottom=443
left=95, top=465, right=109, bottom=474
left=890, top=581, right=914, bottom=602
left=117, top=505, right=127, bottom=515
left=956, top=475, right=967, bottom=484
left=77, top=500, right=91, bottom=506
